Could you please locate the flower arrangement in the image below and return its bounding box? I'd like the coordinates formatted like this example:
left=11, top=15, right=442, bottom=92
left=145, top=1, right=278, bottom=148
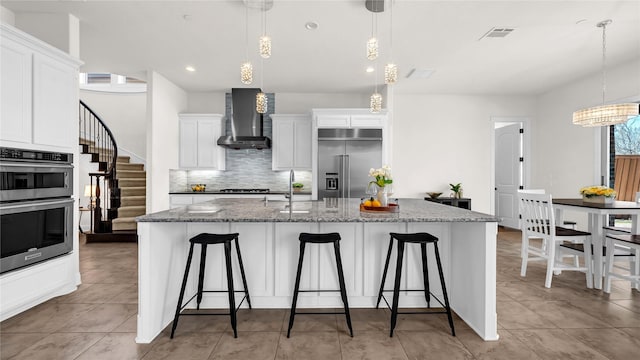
left=579, top=185, right=616, bottom=198
left=368, top=165, right=393, bottom=189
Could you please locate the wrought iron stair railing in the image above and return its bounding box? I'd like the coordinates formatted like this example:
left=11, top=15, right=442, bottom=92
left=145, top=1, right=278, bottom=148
left=79, top=100, right=119, bottom=233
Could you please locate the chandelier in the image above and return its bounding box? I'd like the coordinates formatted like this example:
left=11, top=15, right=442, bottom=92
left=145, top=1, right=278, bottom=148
left=572, top=20, right=638, bottom=127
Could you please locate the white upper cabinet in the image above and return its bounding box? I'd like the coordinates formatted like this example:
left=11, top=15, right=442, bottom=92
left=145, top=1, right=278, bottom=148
left=179, top=114, right=226, bottom=170
left=0, top=24, right=81, bottom=150
left=271, top=114, right=312, bottom=170
left=314, top=108, right=387, bottom=129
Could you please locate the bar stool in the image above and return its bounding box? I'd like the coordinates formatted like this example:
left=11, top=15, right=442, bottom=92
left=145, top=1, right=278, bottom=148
left=376, top=232, right=455, bottom=337
left=287, top=232, right=353, bottom=338
left=170, top=233, right=251, bottom=339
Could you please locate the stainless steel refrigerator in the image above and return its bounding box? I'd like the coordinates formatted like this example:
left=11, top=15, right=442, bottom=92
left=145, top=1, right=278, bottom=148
left=317, top=128, right=383, bottom=200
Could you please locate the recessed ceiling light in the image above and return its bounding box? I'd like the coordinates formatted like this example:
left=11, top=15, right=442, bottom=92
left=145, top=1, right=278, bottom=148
left=305, top=21, right=319, bottom=30
left=185, top=66, right=196, bottom=72
left=366, top=66, right=375, bottom=73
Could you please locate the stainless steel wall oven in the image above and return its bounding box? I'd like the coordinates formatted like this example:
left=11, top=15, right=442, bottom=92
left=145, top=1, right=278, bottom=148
left=1, top=147, right=74, bottom=274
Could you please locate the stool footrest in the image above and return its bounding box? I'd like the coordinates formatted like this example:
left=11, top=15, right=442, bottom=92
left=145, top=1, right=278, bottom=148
left=293, top=311, right=348, bottom=315
left=297, top=289, right=342, bottom=293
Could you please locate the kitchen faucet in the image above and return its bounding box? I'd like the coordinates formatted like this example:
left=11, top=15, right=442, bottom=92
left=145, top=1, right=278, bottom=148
left=285, top=169, right=295, bottom=209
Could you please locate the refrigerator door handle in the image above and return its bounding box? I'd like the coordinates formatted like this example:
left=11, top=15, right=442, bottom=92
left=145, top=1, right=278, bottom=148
left=338, top=155, right=345, bottom=198
left=344, top=154, right=350, bottom=198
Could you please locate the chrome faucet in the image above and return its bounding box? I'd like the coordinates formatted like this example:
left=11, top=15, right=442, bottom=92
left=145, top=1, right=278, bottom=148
left=285, top=169, right=295, bottom=209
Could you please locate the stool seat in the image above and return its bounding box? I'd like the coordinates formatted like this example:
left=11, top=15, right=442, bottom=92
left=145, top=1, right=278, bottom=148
left=190, top=232, right=239, bottom=244
left=377, top=232, right=455, bottom=337
left=287, top=232, right=353, bottom=338
left=299, top=232, right=341, bottom=243
left=170, top=232, right=251, bottom=339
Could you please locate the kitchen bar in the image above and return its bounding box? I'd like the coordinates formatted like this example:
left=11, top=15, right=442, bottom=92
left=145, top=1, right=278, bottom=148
left=135, top=198, right=499, bottom=343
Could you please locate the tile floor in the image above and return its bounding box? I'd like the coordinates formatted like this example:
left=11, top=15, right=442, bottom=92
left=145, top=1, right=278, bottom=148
left=1, top=228, right=639, bottom=359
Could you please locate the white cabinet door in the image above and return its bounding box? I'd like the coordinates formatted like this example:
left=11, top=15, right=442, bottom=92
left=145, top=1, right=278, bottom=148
left=294, top=118, right=312, bottom=169
left=32, top=53, right=76, bottom=148
left=169, top=195, right=193, bottom=209
left=179, top=118, right=198, bottom=168
left=0, top=36, right=32, bottom=144
left=179, top=114, right=225, bottom=169
left=316, top=114, right=350, bottom=128
left=272, top=114, right=312, bottom=170
left=272, top=117, right=295, bottom=169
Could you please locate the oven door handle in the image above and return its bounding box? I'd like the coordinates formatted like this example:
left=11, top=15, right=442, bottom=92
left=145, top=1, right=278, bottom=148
left=0, top=198, right=74, bottom=211
left=0, top=162, right=73, bottom=169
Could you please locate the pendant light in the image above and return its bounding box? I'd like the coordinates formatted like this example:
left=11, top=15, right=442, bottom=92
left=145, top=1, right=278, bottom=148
left=572, top=20, right=638, bottom=127
left=384, top=0, right=397, bottom=84
left=259, top=0, right=271, bottom=58
left=255, top=0, right=268, bottom=113
left=240, top=5, right=253, bottom=84
left=370, top=65, right=382, bottom=113
left=367, top=10, right=378, bottom=60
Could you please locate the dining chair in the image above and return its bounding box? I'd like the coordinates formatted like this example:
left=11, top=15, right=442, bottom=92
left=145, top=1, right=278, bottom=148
left=603, top=234, right=640, bottom=293
left=603, top=192, right=640, bottom=235
left=518, top=191, right=593, bottom=288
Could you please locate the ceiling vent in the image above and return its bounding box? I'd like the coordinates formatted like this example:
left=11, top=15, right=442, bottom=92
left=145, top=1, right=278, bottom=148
left=479, top=27, right=515, bottom=40
left=406, top=68, right=435, bottom=79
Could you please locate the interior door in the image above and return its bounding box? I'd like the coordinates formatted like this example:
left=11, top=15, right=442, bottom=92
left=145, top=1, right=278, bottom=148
left=495, top=123, right=522, bottom=229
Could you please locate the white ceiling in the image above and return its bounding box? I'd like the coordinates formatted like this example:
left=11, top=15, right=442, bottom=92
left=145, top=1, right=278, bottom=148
left=3, top=0, right=640, bottom=95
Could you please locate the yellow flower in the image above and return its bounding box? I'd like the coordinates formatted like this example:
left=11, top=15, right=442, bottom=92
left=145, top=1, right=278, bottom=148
left=579, top=185, right=616, bottom=198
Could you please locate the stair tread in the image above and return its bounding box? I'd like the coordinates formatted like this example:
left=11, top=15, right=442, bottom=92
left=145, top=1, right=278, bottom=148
left=112, top=217, right=137, bottom=223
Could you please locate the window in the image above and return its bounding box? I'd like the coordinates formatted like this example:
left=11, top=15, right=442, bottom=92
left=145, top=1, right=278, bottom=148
left=79, top=73, right=147, bottom=93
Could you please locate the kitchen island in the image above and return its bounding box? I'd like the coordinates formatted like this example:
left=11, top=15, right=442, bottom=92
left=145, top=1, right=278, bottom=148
left=136, top=198, right=499, bottom=343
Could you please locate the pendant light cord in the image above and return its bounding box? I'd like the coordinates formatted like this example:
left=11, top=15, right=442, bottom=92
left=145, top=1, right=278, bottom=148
left=601, top=21, right=607, bottom=105
left=245, top=5, right=249, bottom=61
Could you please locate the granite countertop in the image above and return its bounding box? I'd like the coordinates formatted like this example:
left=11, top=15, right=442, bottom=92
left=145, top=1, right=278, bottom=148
left=138, top=198, right=499, bottom=223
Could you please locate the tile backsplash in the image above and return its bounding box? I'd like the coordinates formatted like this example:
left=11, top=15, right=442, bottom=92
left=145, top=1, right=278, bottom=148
left=170, top=93, right=312, bottom=192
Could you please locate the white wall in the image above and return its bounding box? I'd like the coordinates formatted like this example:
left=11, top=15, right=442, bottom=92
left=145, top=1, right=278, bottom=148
left=392, top=94, right=537, bottom=213
left=147, top=71, right=188, bottom=212
left=0, top=5, right=15, bottom=25
left=14, top=13, right=79, bottom=57
left=80, top=90, right=147, bottom=159
left=185, top=91, right=369, bottom=113
left=533, top=59, right=640, bottom=198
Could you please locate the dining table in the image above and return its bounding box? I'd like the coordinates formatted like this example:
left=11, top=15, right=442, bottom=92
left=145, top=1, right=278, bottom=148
left=553, top=198, right=640, bottom=289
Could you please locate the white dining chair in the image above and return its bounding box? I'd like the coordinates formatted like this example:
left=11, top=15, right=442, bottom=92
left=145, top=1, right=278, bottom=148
left=518, top=192, right=593, bottom=288
left=603, top=192, right=640, bottom=235
left=604, top=234, right=640, bottom=293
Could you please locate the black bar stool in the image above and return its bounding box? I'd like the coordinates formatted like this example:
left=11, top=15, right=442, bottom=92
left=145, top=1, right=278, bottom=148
left=170, top=233, right=251, bottom=339
left=287, top=232, right=353, bottom=338
left=376, top=232, right=455, bottom=337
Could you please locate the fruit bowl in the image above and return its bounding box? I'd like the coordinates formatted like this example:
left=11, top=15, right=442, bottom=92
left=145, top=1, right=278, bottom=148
left=191, top=184, right=206, bottom=192
left=426, top=192, right=442, bottom=199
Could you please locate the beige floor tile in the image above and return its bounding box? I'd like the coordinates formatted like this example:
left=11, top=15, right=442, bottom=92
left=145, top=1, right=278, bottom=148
left=510, top=329, right=609, bottom=360
left=337, top=308, right=390, bottom=332
left=208, top=331, right=279, bottom=360
left=567, top=299, right=640, bottom=327
left=339, top=330, right=408, bottom=360
left=612, top=298, right=640, bottom=314
left=0, top=303, right=96, bottom=333
left=496, top=301, right=556, bottom=329
left=55, top=283, right=133, bottom=304
left=521, top=300, right=612, bottom=329
left=619, top=327, right=640, bottom=340
left=109, top=284, right=139, bottom=304
left=165, top=310, right=230, bottom=337
left=142, top=332, right=221, bottom=360
left=396, top=330, right=472, bottom=360
left=455, top=329, right=542, bottom=360
left=75, top=332, right=152, bottom=360
left=564, top=327, right=640, bottom=360
left=57, top=303, right=138, bottom=332
left=9, top=332, right=105, bottom=360
left=113, top=314, right=138, bottom=333
left=0, top=333, right=48, bottom=359
left=283, top=310, right=338, bottom=333
left=235, top=309, right=285, bottom=332
left=275, top=331, right=340, bottom=360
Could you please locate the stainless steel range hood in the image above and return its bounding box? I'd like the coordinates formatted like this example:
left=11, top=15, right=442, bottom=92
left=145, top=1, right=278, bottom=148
left=217, top=88, right=271, bottom=150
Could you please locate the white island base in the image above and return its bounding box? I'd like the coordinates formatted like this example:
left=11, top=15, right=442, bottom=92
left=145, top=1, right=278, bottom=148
left=137, top=221, right=497, bottom=343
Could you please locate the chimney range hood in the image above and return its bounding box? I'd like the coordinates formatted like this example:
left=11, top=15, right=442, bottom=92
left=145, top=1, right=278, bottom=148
left=217, top=88, right=271, bottom=150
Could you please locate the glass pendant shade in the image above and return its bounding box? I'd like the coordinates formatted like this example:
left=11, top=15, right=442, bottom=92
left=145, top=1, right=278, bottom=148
left=256, top=92, right=268, bottom=114
left=259, top=35, right=271, bottom=58
left=370, top=93, right=382, bottom=113
left=384, top=63, right=398, bottom=84
left=572, top=103, right=639, bottom=127
left=367, top=37, right=378, bottom=60
left=240, top=61, right=253, bottom=84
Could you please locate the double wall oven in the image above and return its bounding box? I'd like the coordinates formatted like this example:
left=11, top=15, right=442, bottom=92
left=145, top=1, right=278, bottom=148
left=1, top=147, right=74, bottom=274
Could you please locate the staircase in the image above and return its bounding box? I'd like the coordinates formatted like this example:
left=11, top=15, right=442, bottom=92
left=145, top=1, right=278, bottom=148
left=79, top=100, right=142, bottom=242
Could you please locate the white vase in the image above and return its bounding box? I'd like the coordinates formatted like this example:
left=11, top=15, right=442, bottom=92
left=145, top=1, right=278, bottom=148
left=582, top=195, right=614, bottom=204
left=377, top=187, right=389, bottom=207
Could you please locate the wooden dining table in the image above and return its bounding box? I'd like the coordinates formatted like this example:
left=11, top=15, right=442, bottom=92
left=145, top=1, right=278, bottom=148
left=553, top=198, right=640, bottom=289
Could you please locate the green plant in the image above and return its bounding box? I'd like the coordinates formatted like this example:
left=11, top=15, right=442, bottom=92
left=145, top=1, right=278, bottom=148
left=449, top=183, right=462, bottom=193
left=292, top=182, right=304, bottom=189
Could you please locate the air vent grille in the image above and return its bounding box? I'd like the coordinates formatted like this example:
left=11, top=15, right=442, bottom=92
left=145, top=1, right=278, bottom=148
left=480, top=27, right=515, bottom=40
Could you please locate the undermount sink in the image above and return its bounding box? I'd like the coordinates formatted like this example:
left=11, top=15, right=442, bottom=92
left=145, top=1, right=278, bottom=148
left=279, top=210, right=310, bottom=214
left=185, top=205, right=222, bottom=214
